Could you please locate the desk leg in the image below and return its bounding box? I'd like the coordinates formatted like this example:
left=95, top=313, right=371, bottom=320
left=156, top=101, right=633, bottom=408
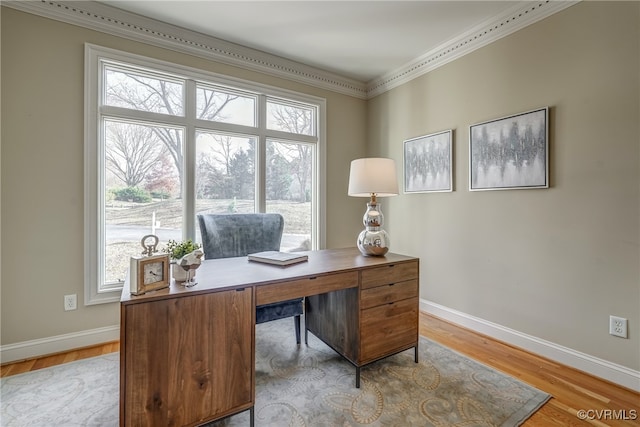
left=295, top=315, right=301, bottom=345
left=355, top=366, right=361, bottom=388
left=250, top=406, right=254, bottom=427
left=415, top=345, right=419, bottom=363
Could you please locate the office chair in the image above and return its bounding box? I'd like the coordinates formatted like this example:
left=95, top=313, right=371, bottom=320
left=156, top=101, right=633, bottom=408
left=197, top=213, right=303, bottom=344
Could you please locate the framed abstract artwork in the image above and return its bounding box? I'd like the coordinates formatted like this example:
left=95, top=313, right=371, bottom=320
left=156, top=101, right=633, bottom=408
left=469, top=107, right=548, bottom=191
left=403, top=130, right=453, bottom=193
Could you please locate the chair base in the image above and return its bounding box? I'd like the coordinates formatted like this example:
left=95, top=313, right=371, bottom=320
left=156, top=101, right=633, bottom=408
left=256, top=299, right=303, bottom=344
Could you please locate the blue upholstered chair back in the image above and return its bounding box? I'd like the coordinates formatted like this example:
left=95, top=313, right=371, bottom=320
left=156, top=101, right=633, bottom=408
left=197, top=213, right=303, bottom=344
left=197, top=213, right=284, bottom=259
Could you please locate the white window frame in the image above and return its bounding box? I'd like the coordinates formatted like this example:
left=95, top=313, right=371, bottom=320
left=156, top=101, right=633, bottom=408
left=84, top=44, right=326, bottom=305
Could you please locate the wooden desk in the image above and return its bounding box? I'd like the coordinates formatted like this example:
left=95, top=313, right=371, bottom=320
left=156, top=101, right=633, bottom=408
left=120, top=247, right=419, bottom=426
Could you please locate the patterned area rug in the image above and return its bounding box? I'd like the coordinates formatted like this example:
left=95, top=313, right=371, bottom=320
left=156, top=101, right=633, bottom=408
left=1, top=318, right=549, bottom=426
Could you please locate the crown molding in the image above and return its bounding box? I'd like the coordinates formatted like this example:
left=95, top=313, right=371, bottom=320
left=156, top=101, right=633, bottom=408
left=367, top=1, right=579, bottom=98
left=5, top=0, right=577, bottom=100
left=4, top=0, right=369, bottom=99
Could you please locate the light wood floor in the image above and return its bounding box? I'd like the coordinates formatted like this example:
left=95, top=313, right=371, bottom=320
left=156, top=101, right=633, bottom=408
left=421, top=314, right=640, bottom=427
left=2, top=313, right=638, bottom=426
left=1, top=341, right=120, bottom=378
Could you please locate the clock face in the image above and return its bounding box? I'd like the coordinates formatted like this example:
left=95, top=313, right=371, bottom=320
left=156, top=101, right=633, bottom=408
left=130, top=253, right=170, bottom=295
left=143, top=261, right=164, bottom=285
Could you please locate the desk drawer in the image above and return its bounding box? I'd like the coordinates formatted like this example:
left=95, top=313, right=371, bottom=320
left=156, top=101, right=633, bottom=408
left=256, top=271, right=358, bottom=305
left=360, top=279, right=418, bottom=310
left=360, top=297, right=418, bottom=362
left=361, top=261, right=418, bottom=290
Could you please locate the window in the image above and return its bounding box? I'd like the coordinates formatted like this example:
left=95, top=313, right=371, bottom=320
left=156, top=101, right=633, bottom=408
left=85, top=45, right=325, bottom=304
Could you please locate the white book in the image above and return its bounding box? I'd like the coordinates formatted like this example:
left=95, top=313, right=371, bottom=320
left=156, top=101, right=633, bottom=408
left=247, top=251, right=308, bottom=266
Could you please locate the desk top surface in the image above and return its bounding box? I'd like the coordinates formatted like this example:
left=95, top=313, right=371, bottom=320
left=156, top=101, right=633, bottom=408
left=121, top=247, right=417, bottom=304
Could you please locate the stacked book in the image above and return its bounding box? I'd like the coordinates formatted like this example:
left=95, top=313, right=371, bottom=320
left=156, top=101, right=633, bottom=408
left=247, top=251, right=308, bottom=266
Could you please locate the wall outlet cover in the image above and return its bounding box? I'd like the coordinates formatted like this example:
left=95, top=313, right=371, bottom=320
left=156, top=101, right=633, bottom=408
left=609, top=315, right=628, bottom=338
left=64, top=294, right=77, bottom=311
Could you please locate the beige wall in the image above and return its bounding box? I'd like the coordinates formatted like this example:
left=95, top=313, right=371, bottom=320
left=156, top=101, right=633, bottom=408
left=2, top=2, right=638, bottom=375
left=368, top=1, right=639, bottom=370
left=1, top=8, right=365, bottom=345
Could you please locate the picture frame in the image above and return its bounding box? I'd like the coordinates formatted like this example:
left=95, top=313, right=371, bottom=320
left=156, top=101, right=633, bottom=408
left=129, top=253, right=170, bottom=295
left=403, top=129, right=453, bottom=193
left=469, top=107, right=548, bottom=191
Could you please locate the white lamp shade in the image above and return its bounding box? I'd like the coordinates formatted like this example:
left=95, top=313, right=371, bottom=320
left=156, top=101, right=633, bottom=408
left=348, top=157, right=399, bottom=197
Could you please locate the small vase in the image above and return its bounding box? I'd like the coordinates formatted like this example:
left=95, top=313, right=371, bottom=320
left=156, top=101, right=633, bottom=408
left=171, top=262, right=189, bottom=283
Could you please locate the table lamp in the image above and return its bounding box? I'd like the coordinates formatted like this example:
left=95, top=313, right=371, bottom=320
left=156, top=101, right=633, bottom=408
left=348, top=157, right=399, bottom=256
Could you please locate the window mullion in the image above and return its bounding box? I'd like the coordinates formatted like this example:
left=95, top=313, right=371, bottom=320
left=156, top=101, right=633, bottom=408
left=193, top=119, right=261, bottom=136
left=184, top=79, right=197, bottom=240
left=256, top=95, right=267, bottom=213
left=100, top=105, right=187, bottom=127
left=264, top=129, right=316, bottom=144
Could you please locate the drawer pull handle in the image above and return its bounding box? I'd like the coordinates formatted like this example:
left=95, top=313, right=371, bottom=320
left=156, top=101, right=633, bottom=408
left=236, top=288, right=245, bottom=292
left=309, top=277, right=317, bottom=280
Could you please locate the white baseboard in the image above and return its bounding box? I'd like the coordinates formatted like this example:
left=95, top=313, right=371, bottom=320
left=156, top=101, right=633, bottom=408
left=421, top=299, right=640, bottom=393
left=0, top=325, right=120, bottom=364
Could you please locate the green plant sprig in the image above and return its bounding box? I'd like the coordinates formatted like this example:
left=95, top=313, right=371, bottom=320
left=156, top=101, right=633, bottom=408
left=164, top=239, right=201, bottom=260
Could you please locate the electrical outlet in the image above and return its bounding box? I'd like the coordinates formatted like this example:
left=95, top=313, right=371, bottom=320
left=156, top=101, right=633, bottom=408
left=64, top=294, right=77, bottom=311
left=609, top=315, right=628, bottom=338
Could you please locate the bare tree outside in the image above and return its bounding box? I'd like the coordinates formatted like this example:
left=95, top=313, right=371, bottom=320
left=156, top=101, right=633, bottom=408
left=267, top=101, right=314, bottom=202
left=105, top=67, right=241, bottom=193
left=197, top=85, right=249, bottom=125
left=195, top=132, right=256, bottom=205
left=105, top=121, right=168, bottom=188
